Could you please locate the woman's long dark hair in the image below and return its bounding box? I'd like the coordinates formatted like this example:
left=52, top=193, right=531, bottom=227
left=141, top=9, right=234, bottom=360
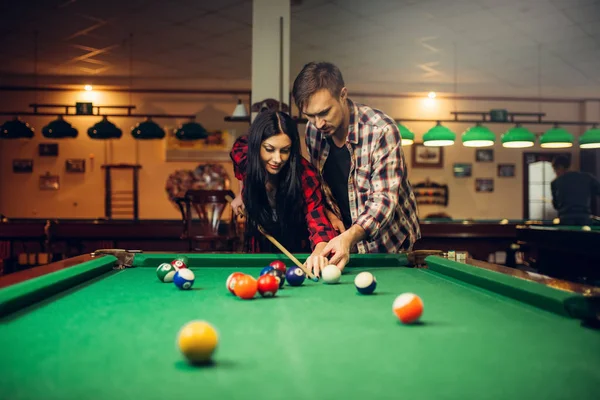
left=243, top=110, right=308, bottom=253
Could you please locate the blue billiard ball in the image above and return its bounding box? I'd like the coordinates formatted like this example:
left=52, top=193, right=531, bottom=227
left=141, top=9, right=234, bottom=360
left=174, top=269, right=195, bottom=290
left=260, top=265, right=275, bottom=276
left=286, top=266, right=305, bottom=287
left=354, top=271, right=376, bottom=295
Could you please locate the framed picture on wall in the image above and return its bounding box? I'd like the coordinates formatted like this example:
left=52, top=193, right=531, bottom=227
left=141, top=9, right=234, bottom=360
left=453, top=163, right=472, bottom=177
left=13, top=159, right=33, bottom=173
left=412, top=143, right=444, bottom=168
left=475, top=149, right=494, bottom=162
left=39, top=173, right=60, bottom=190
left=39, top=143, right=59, bottom=157
left=475, top=178, right=494, bottom=193
left=66, top=159, right=86, bottom=173
left=498, top=164, right=515, bottom=177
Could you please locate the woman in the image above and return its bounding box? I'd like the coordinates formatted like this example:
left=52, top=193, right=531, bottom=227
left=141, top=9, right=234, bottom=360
left=230, top=110, right=337, bottom=273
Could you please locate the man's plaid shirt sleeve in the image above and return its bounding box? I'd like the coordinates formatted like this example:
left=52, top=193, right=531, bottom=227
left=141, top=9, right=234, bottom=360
left=354, top=124, right=404, bottom=241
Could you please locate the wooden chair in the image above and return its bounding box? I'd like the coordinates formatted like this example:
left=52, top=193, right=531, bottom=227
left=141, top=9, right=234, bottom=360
left=177, top=189, right=240, bottom=252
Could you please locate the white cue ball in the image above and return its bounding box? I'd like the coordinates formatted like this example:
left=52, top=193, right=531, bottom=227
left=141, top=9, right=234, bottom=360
left=321, top=264, right=341, bottom=284
left=582, top=225, right=591, bottom=231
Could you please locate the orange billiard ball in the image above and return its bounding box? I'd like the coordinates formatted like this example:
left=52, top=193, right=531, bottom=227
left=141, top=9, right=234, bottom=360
left=393, top=293, right=424, bottom=324
left=233, top=275, right=258, bottom=300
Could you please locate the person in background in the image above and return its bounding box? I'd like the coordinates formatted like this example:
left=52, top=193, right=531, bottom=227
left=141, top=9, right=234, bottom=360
left=551, top=155, right=600, bottom=226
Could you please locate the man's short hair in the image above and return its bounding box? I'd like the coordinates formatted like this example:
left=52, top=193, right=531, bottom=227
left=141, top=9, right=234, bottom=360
left=292, top=62, right=345, bottom=112
left=552, top=155, right=571, bottom=169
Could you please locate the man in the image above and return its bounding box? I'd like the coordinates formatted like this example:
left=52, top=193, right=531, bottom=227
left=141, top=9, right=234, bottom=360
left=292, top=61, right=421, bottom=276
left=551, top=155, right=600, bottom=226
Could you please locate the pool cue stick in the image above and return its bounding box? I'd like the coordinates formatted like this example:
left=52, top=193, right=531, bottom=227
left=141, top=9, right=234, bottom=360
left=225, top=195, right=319, bottom=281
left=256, top=225, right=319, bottom=282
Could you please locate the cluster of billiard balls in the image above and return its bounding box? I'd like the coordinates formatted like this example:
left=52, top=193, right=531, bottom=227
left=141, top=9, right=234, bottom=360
left=156, top=256, right=195, bottom=290
left=226, top=260, right=307, bottom=300
left=171, top=259, right=425, bottom=365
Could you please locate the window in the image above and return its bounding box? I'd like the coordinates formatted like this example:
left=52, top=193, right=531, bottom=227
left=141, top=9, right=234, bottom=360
left=523, top=152, right=571, bottom=220
left=527, top=160, right=556, bottom=220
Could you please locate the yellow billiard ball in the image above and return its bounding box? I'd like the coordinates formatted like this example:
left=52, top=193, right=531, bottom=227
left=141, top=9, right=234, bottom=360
left=177, top=321, right=218, bottom=364
left=582, top=226, right=591, bottom=231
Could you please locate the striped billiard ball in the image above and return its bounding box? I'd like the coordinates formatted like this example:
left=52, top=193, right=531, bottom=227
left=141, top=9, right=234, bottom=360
left=171, top=259, right=187, bottom=269
left=226, top=272, right=246, bottom=294
left=156, top=263, right=177, bottom=283
left=393, top=293, right=423, bottom=324
left=174, top=269, right=195, bottom=290
left=354, top=271, right=377, bottom=294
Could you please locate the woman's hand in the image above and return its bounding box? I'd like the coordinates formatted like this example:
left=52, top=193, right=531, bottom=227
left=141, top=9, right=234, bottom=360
left=231, top=195, right=245, bottom=217
left=304, top=242, right=330, bottom=278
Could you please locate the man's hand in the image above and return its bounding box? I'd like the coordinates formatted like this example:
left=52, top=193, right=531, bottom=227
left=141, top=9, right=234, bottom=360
left=305, top=242, right=329, bottom=278
left=326, top=209, right=346, bottom=233
left=231, top=195, right=245, bottom=217
left=320, top=225, right=366, bottom=271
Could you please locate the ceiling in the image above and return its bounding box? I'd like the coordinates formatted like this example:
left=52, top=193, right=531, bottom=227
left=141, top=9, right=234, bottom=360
left=0, top=0, right=599, bottom=96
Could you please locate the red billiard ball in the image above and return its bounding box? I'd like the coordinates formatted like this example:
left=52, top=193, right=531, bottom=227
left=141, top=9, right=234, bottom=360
left=226, top=272, right=246, bottom=295
left=257, top=274, right=279, bottom=297
left=269, top=260, right=287, bottom=275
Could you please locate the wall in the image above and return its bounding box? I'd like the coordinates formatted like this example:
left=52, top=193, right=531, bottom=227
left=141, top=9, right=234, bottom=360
left=0, top=88, right=589, bottom=220
left=0, top=89, right=246, bottom=219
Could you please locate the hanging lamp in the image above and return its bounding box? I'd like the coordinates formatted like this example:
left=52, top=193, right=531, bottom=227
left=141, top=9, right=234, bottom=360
left=501, top=125, right=535, bottom=148
left=580, top=125, right=600, bottom=149
left=88, top=116, right=122, bottom=139
left=0, top=117, right=35, bottom=139
left=42, top=116, right=78, bottom=138
left=131, top=117, right=165, bottom=139
left=461, top=124, right=495, bottom=147
left=175, top=121, right=208, bottom=140
left=540, top=125, right=573, bottom=148
left=397, top=123, right=414, bottom=146
left=423, top=122, right=455, bottom=146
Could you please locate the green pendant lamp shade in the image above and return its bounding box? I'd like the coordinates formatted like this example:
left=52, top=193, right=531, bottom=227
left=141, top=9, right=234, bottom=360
left=175, top=121, right=208, bottom=140
left=423, top=122, right=455, bottom=146
left=501, top=125, right=535, bottom=148
left=397, top=123, right=414, bottom=146
left=0, top=117, right=35, bottom=139
left=42, top=116, right=78, bottom=138
left=580, top=126, right=600, bottom=149
left=88, top=116, right=122, bottom=139
left=131, top=118, right=165, bottom=139
left=540, top=126, right=573, bottom=148
left=462, top=124, right=495, bottom=147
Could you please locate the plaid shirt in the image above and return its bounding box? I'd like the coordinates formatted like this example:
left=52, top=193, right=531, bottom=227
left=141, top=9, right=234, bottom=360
left=230, top=135, right=337, bottom=252
left=305, top=98, right=421, bottom=253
